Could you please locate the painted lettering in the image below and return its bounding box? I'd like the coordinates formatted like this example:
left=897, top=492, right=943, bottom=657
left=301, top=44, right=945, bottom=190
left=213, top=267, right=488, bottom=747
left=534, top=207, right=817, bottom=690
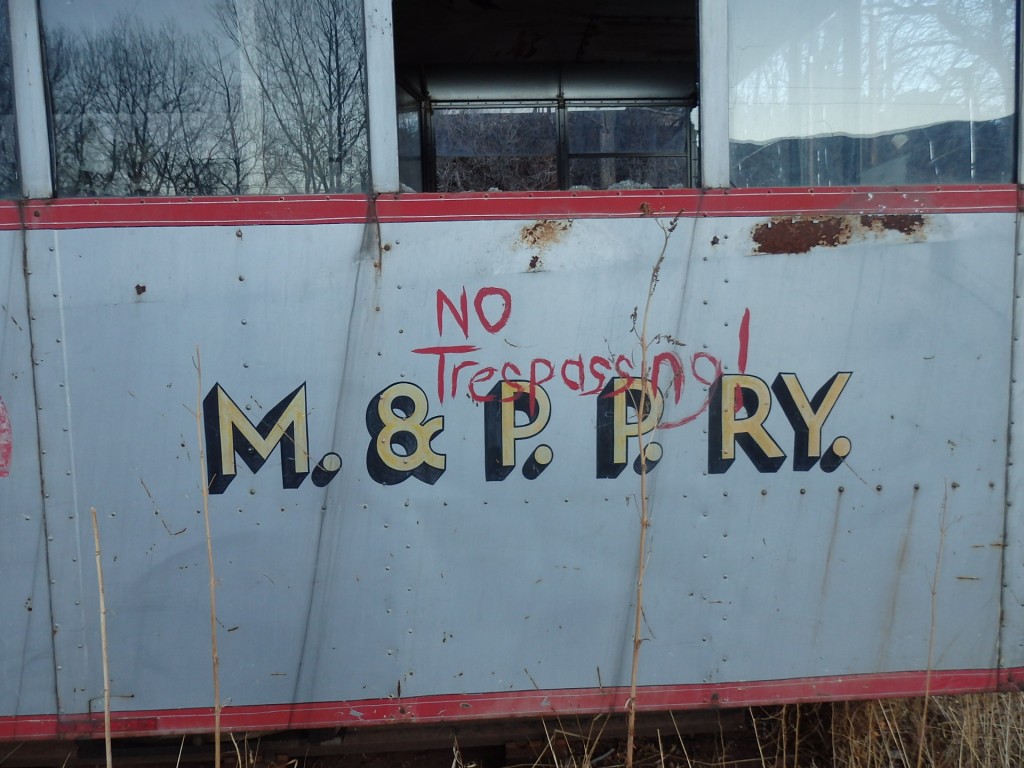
left=436, top=288, right=470, bottom=339
left=203, top=383, right=323, bottom=494
left=707, top=375, right=786, bottom=474
left=772, top=372, right=852, bottom=471
left=412, top=344, right=479, bottom=403
left=597, top=378, right=664, bottom=479
left=583, top=356, right=612, bottom=396
left=651, top=352, right=684, bottom=405
left=561, top=356, right=586, bottom=392
left=473, top=287, right=513, bottom=334
left=366, top=382, right=446, bottom=485
left=484, top=380, right=553, bottom=481
left=468, top=366, right=498, bottom=402
left=529, top=358, right=555, bottom=414
left=659, top=352, right=723, bottom=429
left=436, top=287, right=512, bottom=339
left=708, top=372, right=851, bottom=474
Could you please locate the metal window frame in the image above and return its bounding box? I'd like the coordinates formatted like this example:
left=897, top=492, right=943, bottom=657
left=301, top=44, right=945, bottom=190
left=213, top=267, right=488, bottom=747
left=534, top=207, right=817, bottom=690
left=8, top=0, right=51, bottom=198
left=364, top=0, right=400, bottom=193
left=698, top=0, right=728, bottom=188
left=14, top=0, right=726, bottom=199
left=425, top=98, right=697, bottom=191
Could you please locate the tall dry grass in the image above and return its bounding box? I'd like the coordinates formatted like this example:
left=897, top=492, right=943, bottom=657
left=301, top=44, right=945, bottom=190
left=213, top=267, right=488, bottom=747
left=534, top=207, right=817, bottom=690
left=718, top=694, right=1024, bottom=768
left=517, top=694, right=1024, bottom=768
left=825, top=693, right=1024, bottom=768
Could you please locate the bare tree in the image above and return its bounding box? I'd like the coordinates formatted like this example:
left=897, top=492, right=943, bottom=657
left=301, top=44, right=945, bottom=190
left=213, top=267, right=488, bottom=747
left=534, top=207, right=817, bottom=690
left=216, top=0, right=368, bottom=194
left=729, top=0, right=1015, bottom=186
left=44, top=0, right=368, bottom=198
left=46, top=18, right=221, bottom=196
left=201, top=42, right=265, bottom=195
left=434, top=107, right=558, bottom=192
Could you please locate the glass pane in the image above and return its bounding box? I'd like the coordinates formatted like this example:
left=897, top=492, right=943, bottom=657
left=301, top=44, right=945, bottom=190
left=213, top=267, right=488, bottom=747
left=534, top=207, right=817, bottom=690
left=569, top=156, right=690, bottom=190
left=729, top=0, right=1016, bottom=186
left=41, top=0, right=368, bottom=197
left=568, top=105, right=688, bottom=154
left=0, top=2, right=17, bottom=197
left=397, top=92, right=422, bottom=192
left=434, top=107, right=557, bottom=192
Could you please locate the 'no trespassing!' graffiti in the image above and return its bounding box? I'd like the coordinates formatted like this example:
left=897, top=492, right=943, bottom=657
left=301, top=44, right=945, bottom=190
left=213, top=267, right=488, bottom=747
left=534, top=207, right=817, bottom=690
left=202, top=287, right=852, bottom=494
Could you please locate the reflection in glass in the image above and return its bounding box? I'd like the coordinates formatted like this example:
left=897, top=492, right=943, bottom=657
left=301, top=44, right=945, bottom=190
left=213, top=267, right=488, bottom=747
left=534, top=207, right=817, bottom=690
left=567, top=105, right=692, bottom=188
left=41, top=0, right=368, bottom=197
left=0, top=1, right=17, bottom=197
left=434, top=107, right=557, bottom=192
left=397, top=86, right=422, bottom=192
left=729, top=0, right=1016, bottom=186
left=568, top=106, right=687, bottom=155
left=569, top=157, right=690, bottom=190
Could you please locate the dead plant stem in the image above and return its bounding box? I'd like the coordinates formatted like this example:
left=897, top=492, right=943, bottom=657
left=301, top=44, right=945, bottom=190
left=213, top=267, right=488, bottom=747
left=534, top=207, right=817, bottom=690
left=90, top=507, right=113, bottom=768
left=626, top=214, right=676, bottom=768
left=793, top=704, right=800, bottom=768
left=195, top=347, right=221, bottom=768
left=915, top=486, right=949, bottom=768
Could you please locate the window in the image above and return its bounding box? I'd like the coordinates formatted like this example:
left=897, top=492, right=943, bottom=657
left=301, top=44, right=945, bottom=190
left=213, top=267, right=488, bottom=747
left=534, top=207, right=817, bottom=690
left=728, top=0, right=1017, bottom=187
left=434, top=104, right=558, bottom=192
left=40, top=0, right=368, bottom=197
left=0, top=1, right=17, bottom=197
left=566, top=103, right=695, bottom=190
left=393, top=1, right=699, bottom=192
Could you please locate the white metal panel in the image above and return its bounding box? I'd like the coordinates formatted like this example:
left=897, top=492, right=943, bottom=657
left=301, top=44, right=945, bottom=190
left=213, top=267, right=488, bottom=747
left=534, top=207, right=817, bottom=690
left=0, top=229, right=57, bottom=718
left=1001, top=214, right=1024, bottom=676
left=24, top=222, right=367, bottom=712
left=16, top=209, right=1012, bottom=719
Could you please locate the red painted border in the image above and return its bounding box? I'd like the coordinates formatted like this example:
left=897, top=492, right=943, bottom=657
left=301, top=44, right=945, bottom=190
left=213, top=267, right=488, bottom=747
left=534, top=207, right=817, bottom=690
left=2, top=668, right=1020, bottom=741
left=375, top=186, right=1019, bottom=222
left=0, top=185, right=1018, bottom=231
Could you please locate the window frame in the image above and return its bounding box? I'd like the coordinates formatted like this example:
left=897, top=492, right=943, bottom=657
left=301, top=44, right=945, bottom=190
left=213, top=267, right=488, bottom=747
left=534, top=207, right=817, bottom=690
left=418, top=97, right=697, bottom=193
left=3, top=0, right=1020, bottom=198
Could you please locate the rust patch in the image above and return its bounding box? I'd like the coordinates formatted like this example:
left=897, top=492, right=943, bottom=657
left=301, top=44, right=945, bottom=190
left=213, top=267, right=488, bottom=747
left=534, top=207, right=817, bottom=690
left=521, top=219, right=570, bottom=248
left=859, top=213, right=926, bottom=236
left=752, top=217, right=851, bottom=254
left=752, top=214, right=928, bottom=255
left=520, top=220, right=570, bottom=271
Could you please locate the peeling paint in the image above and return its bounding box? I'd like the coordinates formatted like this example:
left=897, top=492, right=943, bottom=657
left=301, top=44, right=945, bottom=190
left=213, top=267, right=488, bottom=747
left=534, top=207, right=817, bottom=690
left=519, top=220, right=571, bottom=270
left=751, top=214, right=927, bottom=254
left=0, top=393, right=9, bottom=476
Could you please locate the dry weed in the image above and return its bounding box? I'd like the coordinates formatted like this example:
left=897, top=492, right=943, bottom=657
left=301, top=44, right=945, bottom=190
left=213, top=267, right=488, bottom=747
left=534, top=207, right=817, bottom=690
left=755, top=693, right=1024, bottom=768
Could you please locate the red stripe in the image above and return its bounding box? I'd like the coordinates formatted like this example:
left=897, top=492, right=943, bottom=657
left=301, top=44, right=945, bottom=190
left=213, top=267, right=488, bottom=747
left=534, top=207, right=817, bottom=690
left=0, top=186, right=1017, bottom=230
left=1, top=668, right=1018, bottom=741
left=0, top=200, right=20, bottom=230
left=375, top=186, right=1019, bottom=221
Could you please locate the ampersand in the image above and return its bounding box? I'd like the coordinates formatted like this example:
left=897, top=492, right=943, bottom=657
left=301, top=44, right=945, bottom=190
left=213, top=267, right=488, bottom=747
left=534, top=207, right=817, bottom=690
left=365, top=382, right=446, bottom=485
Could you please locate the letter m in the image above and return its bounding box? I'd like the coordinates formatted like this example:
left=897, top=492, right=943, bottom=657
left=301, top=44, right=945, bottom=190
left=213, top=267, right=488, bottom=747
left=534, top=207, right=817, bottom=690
left=203, top=383, right=310, bottom=494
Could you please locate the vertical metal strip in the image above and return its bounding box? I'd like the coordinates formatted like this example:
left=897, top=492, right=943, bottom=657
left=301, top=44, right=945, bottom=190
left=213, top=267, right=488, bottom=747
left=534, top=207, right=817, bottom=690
left=1000, top=2, right=1024, bottom=679
left=363, top=0, right=400, bottom=194
left=8, top=0, right=51, bottom=199
left=698, top=0, right=729, bottom=188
